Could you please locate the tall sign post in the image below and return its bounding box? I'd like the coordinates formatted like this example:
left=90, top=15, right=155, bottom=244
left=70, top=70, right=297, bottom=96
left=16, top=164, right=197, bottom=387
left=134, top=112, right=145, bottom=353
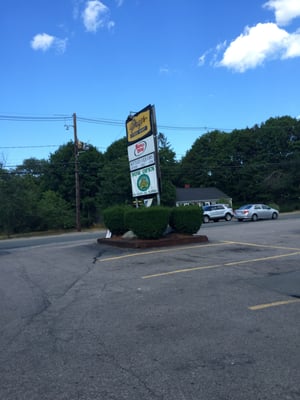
left=126, top=105, right=161, bottom=206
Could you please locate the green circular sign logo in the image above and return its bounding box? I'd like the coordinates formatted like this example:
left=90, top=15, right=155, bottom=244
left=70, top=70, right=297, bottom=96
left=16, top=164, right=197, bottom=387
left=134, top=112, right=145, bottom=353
left=137, top=174, right=150, bottom=191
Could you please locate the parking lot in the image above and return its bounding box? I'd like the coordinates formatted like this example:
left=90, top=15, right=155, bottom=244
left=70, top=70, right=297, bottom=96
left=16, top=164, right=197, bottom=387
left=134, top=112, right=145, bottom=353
left=95, top=215, right=300, bottom=309
left=0, top=215, right=299, bottom=399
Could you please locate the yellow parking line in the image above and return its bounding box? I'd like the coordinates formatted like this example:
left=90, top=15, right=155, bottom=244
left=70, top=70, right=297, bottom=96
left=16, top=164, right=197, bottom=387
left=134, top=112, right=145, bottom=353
left=249, top=298, right=300, bottom=310
left=222, top=240, right=300, bottom=251
left=143, top=263, right=223, bottom=279
left=142, top=251, right=300, bottom=279
left=224, top=251, right=300, bottom=266
left=97, top=242, right=232, bottom=262
left=97, top=240, right=300, bottom=264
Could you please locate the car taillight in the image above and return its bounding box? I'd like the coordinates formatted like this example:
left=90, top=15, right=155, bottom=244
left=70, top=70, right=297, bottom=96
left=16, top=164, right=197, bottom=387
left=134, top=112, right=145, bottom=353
left=243, top=210, right=249, bottom=215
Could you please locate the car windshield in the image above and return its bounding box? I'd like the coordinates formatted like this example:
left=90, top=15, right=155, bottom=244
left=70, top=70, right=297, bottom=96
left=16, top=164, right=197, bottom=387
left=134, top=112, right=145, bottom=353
left=239, top=205, right=253, bottom=210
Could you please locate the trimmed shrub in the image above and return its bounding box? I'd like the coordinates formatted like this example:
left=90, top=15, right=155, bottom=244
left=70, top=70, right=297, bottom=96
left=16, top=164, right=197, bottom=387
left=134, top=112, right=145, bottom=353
left=170, top=206, right=202, bottom=234
left=124, top=206, right=171, bottom=239
left=102, top=205, right=131, bottom=235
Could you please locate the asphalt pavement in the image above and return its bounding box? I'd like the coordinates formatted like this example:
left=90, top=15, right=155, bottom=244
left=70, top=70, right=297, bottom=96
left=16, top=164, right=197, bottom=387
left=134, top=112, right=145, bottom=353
left=0, top=216, right=299, bottom=399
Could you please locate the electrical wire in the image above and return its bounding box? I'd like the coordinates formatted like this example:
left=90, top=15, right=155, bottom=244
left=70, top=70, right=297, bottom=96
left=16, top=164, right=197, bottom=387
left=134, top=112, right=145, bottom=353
left=0, top=113, right=234, bottom=131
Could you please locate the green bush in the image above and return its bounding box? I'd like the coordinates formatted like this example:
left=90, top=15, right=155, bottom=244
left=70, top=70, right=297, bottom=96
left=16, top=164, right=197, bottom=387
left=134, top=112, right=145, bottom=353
left=268, top=203, right=280, bottom=212
left=278, top=201, right=300, bottom=212
left=102, top=205, right=131, bottom=235
left=169, top=206, right=202, bottom=234
left=124, top=206, right=171, bottom=239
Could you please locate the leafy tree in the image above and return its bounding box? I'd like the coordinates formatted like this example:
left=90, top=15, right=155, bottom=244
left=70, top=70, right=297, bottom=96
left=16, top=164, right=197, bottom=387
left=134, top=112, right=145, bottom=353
left=44, top=141, right=105, bottom=226
left=15, top=157, right=48, bottom=177
left=37, top=190, right=74, bottom=230
left=0, top=169, right=41, bottom=235
left=2, top=115, right=300, bottom=236
left=99, top=137, right=132, bottom=208
left=77, top=145, right=105, bottom=225
left=179, top=130, right=232, bottom=192
left=43, top=141, right=75, bottom=203
left=157, top=132, right=179, bottom=206
left=178, top=117, right=300, bottom=207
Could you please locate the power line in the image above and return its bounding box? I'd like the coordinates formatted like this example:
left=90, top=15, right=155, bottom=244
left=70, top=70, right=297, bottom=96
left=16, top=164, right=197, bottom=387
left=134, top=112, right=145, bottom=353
left=0, top=113, right=233, bottom=132
left=0, top=145, right=59, bottom=149
left=0, top=114, right=71, bottom=122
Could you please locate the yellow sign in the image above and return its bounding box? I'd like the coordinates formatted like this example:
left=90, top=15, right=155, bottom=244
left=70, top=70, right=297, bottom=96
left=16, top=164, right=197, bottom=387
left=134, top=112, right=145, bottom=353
left=126, top=109, right=152, bottom=143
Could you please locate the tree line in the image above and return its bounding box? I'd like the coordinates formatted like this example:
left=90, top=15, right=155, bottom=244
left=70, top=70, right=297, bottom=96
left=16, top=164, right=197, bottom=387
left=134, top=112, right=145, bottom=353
left=1, top=116, right=299, bottom=235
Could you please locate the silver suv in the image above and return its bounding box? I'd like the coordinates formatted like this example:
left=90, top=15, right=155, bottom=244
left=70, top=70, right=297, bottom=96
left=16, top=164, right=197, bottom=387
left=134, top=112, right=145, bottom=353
left=202, top=204, right=233, bottom=223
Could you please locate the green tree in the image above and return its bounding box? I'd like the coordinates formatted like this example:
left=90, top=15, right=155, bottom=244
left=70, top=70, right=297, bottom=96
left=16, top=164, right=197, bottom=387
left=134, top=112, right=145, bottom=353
left=0, top=168, right=41, bottom=235
left=37, top=190, right=74, bottom=230
left=15, top=157, right=48, bottom=177
left=44, top=141, right=105, bottom=226
left=99, top=137, right=132, bottom=208
left=178, top=117, right=300, bottom=207
left=157, top=132, right=179, bottom=206
left=77, top=145, right=105, bottom=225
left=179, top=130, right=232, bottom=192
left=43, top=141, right=75, bottom=203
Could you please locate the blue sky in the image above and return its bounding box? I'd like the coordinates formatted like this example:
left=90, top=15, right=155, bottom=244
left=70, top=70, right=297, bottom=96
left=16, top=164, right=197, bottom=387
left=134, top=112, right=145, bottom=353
left=1, top=0, right=300, bottom=166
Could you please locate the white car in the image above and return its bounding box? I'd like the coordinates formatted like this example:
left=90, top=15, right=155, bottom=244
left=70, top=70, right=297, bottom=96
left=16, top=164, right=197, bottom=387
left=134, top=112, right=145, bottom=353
left=202, top=204, right=234, bottom=223
left=234, top=204, right=279, bottom=222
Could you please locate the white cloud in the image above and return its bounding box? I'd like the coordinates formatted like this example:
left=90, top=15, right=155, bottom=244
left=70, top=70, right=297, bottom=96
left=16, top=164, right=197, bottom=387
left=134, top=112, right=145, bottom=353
left=282, top=29, right=300, bottom=57
left=264, top=0, right=300, bottom=26
left=200, top=0, right=300, bottom=72
left=219, top=23, right=289, bottom=72
left=31, top=33, right=55, bottom=51
left=82, top=0, right=114, bottom=32
left=30, top=33, right=68, bottom=53
left=198, top=41, right=226, bottom=68
left=54, top=38, right=68, bottom=54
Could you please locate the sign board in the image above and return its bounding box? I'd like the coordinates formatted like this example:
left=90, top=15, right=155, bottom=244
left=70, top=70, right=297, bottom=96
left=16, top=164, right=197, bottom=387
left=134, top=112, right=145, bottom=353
left=129, top=152, right=155, bottom=172
left=126, top=105, right=152, bottom=144
left=127, top=135, right=156, bottom=171
left=126, top=104, right=160, bottom=200
left=127, top=135, right=155, bottom=162
left=130, top=165, right=159, bottom=197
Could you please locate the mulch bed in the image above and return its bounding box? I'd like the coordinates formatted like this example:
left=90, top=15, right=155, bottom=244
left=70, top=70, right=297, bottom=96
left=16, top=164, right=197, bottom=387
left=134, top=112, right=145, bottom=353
left=97, top=232, right=209, bottom=249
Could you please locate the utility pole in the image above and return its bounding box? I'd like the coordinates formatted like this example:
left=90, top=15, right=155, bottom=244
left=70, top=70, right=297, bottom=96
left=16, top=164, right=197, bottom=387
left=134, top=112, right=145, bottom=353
left=73, top=113, right=81, bottom=232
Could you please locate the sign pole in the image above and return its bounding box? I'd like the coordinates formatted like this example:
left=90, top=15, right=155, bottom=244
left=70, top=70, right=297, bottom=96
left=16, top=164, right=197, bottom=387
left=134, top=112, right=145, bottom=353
left=151, top=105, right=161, bottom=205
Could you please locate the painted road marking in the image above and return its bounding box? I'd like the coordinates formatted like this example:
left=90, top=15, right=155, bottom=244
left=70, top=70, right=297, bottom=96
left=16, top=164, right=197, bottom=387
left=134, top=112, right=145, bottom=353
left=96, top=242, right=233, bottom=262
left=142, top=263, right=223, bottom=279
left=142, top=251, right=300, bottom=279
left=96, top=239, right=300, bottom=310
left=97, top=240, right=300, bottom=263
left=249, top=298, right=300, bottom=310
left=223, top=240, right=300, bottom=251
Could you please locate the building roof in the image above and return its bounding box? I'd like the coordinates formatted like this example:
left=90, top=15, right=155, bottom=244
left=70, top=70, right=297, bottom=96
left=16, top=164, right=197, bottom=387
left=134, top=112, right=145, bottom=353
left=176, top=187, right=230, bottom=202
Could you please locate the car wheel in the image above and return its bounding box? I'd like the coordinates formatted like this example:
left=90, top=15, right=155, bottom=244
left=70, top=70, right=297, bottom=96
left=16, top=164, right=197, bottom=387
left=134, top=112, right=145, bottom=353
left=225, top=213, right=232, bottom=221
left=203, top=215, right=210, bottom=223
left=272, top=212, right=278, bottom=220
left=252, top=214, right=258, bottom=221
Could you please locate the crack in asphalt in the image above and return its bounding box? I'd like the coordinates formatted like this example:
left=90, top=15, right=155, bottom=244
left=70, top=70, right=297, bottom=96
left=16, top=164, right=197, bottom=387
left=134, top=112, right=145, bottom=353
left=2, top=255, right=99, bottom=349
